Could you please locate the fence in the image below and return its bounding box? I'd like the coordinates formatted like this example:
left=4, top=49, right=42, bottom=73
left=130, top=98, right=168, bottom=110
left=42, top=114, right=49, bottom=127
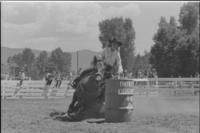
left=132, top=78, right=199, bottom=96
left=1, top=78, right=199, bottom=99
left=1, top=80, right=74, bottom=99
left=148, top=78, right=200, bottom=96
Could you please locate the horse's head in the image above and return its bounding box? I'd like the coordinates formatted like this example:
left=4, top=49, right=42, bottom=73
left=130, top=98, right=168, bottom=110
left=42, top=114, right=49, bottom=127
left=91, top=55, right=104, bottom=75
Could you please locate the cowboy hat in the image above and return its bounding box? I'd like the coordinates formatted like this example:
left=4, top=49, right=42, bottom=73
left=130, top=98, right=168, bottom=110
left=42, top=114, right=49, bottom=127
left=109, top=38, right=122, bottom=46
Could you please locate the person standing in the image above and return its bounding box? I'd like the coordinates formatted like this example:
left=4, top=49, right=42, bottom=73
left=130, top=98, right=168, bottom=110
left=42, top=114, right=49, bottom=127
left=19, top=70, right=25, bottom=86
left=55, top=72, right=62, bottom=88
left=45, top=72, right=53, bottom=86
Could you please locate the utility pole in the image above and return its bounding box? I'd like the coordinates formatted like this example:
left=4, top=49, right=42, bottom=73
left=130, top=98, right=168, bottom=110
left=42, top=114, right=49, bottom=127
left=77, top=51, right=79, bottom=75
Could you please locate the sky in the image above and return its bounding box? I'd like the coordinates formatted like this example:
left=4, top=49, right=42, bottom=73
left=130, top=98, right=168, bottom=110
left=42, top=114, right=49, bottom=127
left=1, top=1, right=186, bottom=55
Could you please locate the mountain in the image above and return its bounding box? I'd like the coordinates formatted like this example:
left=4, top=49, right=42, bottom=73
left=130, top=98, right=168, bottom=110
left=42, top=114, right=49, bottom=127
left=71, top=49, right=100, bottom=72
left=1, top=47, right=42, bottom=65
left=1, top=46, right=100, bottom=72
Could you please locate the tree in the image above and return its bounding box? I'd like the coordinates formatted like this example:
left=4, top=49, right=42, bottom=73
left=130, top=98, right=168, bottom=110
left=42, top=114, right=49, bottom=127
left=7, top=53, right=23, bottom=77
left=150, top=17, right=182, bottom=77
left=35, top=51, right=49, bottom=79
left=21, top=48, right=35, bottom=77
left=132, top=51, right=152, bottom=77
left=49, top=48, right=64, bottom=72
left=174, top=28, right=199, bottom=76
left=49, top=48, right=71, bottom=75
left=176, top=2, right=199, bottom=76
left=98, top=17, right=135, bottom=72
left=179, top=2, right=199, bottom=34
left=30, top=61, right=40, bottom=80
left=62, top=52, right=72, bottom=76
left=120, top=18, right=136, bottom=72
left=99, top=17, right=126, bottom=48
left=45, top=62, right=56, bottom=73
left=8, top=53, right=23, bottom=68
left=150, top=2, right=199, bottom=77
left=7, top=56, right=19, bottom=76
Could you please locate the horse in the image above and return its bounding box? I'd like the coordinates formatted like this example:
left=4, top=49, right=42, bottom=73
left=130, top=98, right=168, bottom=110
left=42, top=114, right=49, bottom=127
left=53, top=58, right=107, bottom=121
left=73, top=72, right=105, bottom=118
left=52, top=71, right=105, bottom=122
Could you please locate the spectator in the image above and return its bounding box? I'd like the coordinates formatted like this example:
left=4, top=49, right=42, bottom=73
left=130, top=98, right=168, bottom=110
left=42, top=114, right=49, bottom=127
left=45, top=72, right=53, bottom=87
left=127, top=72, right=133, bottom=79
left=55, top=72, right=62, bottom=88
left=19, top=70, right=25, bottom=86
left=152, top=68, right=158, bottom=78
left=195, top=72, right=199, bottom=78
left=123, top=69, right=128, bottom=78
left=138, top=70, right=143, bottom=78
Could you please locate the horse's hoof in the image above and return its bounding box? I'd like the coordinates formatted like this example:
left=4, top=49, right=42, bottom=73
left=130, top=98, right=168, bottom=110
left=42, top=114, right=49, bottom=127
left=49, top=112, right=60, bottom=117
left=55, top=114, right=71, bottom=121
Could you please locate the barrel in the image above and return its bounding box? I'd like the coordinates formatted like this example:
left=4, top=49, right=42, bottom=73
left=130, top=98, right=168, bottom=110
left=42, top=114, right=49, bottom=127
left=105, top=79, right=134, bottom=122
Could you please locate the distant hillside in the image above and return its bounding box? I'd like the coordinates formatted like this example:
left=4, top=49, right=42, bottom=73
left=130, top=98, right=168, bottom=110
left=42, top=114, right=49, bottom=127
left=1, top=47, right=99, bottom=72
left=71, top=50, right=100, bottom=72
left=1, top=47, right=42, bottom=65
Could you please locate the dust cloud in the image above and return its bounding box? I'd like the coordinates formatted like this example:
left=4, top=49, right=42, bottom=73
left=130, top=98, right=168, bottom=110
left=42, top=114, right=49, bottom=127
left=133, top=96, right=199, bottom=116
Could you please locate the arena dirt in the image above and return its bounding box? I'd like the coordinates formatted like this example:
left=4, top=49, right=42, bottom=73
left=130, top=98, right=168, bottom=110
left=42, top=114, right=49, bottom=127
left=1, top=96, right=199, bottom=133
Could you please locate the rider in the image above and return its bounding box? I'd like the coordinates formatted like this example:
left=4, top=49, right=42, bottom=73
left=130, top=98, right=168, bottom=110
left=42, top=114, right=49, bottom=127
left=102, top=38, right=123, bottom=79
left=96, top=38, right=124, bottom=102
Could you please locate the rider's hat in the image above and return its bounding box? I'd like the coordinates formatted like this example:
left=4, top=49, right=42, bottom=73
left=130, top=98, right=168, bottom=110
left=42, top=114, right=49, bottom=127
left=109, top=38, right=122, bottom=47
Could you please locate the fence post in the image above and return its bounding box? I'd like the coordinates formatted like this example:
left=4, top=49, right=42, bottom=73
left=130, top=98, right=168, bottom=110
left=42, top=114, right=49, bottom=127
left=191, top=82, right=195, bottom=95
left=146, top=79, right=150, bottom=96
left=1, top=87, right=5, bottom=99
left=174, top=80, right=178, bottom=96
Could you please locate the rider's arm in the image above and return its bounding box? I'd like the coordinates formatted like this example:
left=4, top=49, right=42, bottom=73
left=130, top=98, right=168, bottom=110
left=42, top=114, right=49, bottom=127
left=115, top=51, right=123, bottom=74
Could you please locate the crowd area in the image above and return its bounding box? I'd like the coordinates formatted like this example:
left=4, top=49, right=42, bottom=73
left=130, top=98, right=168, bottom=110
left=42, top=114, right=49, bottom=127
left=1, top=70, right=65, bottom=88
left=1, top=67, right=199, bottom=88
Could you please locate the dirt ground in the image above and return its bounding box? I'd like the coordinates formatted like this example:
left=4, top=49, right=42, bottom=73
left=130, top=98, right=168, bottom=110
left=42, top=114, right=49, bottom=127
left=1, top=95, right=199, bottom=133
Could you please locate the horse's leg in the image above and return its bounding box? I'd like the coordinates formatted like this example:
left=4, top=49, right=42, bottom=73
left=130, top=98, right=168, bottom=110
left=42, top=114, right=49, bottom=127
left=96, top=81, right=105, bottom=103
left=68, top=91, right=78, bottom=113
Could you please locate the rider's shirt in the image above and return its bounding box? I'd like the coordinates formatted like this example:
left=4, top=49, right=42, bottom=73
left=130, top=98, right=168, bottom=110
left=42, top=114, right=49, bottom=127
left=102, top=47, right=123, bottom=73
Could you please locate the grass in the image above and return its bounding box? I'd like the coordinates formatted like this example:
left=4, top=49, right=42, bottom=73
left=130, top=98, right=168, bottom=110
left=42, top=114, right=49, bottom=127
left=1, top=96, right=199, bottom=133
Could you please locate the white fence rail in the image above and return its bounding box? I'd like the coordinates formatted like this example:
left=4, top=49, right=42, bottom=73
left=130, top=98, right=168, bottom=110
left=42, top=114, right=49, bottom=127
left=133, top=78, right=199, bottom=96
left=1, top=78, right=199, bottom=99
left=1, top=80, right=74, bottom=99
